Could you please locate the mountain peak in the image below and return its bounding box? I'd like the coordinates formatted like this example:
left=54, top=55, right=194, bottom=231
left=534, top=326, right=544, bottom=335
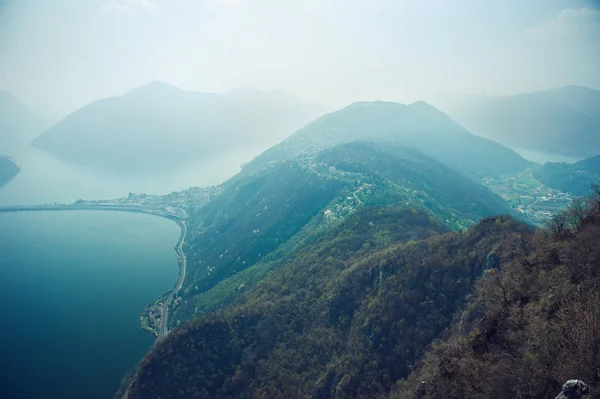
left=127, top=80, right=184, bottom=95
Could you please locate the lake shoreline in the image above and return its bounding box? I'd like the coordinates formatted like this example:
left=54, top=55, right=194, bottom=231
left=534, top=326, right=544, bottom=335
left=0, top=210, right=181, bottom=399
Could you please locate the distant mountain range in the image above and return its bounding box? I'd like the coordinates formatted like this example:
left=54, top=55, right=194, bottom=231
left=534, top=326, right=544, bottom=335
left=0, top=155, right=20, bottom=187
left=450, top=86, right=600, bottom=158
left=534, top=154, right=600, bottom=196
left=0, top=91, right=48, bottom=155
left=240, top=100, right=531, bottom=180
left=110, top=86, right=600, bottom=399
left=32, top=82, right=328, bottom=172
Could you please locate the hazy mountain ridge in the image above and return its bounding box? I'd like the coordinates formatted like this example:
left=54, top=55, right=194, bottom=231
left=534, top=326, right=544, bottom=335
left=240, top=100, right=531, bottom=181
left=0, top=91, right=48, bottom=155
left=32, top=82, right=327, bottom=172
left=534, top=154, right=600, bottom=195
left=452, top=86, right=600, bottom=158
left=0, top=155, right=20, bottom=187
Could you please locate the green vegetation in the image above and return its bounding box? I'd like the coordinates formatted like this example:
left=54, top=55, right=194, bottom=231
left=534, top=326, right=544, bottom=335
left=0, top=155, right=20, bottom=187
left=482, top=169, right=574, bottom=224
left=125, top=209, right=532, bottom=399
left=121, top=185, right=600, bottom=399
left=395, top=184, right=600, bottom=398
left=170, top=141, right=511, bottom=325
left=534, top=154, right=600, bottom=196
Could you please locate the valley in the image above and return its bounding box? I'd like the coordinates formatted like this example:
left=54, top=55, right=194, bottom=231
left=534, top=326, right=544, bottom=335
left=2, top=5, right=599, bottom=395
left=482, top=168, right=574, bottom=224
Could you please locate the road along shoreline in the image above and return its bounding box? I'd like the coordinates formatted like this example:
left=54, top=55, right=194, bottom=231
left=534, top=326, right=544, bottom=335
left=0, top=205, right=187, bottom=341
left=0, top=205, right=189, bottom=399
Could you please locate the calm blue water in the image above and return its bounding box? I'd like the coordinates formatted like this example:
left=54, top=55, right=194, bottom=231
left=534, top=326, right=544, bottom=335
left=0, top=211, right=180, bottom=399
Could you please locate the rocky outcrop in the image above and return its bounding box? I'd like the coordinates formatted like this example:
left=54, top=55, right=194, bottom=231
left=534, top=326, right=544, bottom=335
left=555, top=380, right=590, bottom=399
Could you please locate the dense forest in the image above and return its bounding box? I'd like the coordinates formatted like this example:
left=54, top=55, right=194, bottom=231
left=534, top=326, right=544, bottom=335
left=170, top=141, right=510, bottom=324
left=124, top=207, right=532, bottom=398
left=395, top=184, right=600, bottom=398
left=122, top=185, right=600, bottom=399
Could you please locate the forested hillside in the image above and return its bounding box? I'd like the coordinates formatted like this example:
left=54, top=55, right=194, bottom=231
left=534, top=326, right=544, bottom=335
left=534, top=155, right=600, bottom=196
left=122, top=184, right=600, bottom=399
left=396, top=185, right=600, bottom=398
left=126, top=209, right=531, bottom=399
left=170, top=141, right=510, bottom=325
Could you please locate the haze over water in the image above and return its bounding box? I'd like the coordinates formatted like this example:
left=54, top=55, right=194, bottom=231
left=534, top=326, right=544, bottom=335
left=0, top=146, right=261, bottom=206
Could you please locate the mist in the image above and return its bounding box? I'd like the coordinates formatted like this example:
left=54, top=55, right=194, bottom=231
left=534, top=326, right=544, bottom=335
left=1, top=0, right=599, bottom=120
left=2, top=2, right=600, bottom=399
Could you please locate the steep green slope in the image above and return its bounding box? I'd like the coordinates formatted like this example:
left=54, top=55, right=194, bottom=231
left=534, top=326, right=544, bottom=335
left=126, top=210, right=531, bottom=399
left=533, top=154, right=600, bottom=195
left=395, top=187, right=600, bottom=398
left=317, top=142, right=509, bottom=221
left=0, top=155, right=20, bottom=187
left=171, top=141, right=511, bottom=324
left=240, top=101, right=530, bottom=180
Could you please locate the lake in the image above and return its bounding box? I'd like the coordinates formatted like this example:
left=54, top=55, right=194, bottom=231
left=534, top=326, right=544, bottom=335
left=513, top=148, right=585, bottom=165
left=0, top=145, right=264, bottom=397
left=0, top=145, right=264, bottom=206
left=0, top=210, right=180, bottom=399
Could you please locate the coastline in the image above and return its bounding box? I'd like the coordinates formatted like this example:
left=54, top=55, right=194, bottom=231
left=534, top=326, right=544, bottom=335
left=120, top=218, right=187, bottom=399
left=0, top=205, right=187, bottom=338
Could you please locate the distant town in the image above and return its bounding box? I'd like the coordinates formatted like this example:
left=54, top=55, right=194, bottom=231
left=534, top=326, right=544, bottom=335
left=482, top=168, right=573, bottom=225
left=72, top=185, right=223, bottom=219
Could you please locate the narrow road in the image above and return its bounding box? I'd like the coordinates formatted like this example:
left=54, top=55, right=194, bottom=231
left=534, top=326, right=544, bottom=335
left=158, top=219, right=187, bottom=340
left=122, top=219, right=187, bottom=399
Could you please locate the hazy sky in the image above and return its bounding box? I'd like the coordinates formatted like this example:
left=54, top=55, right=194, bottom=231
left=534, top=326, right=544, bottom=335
left=0, top=0, right=599, bottom=119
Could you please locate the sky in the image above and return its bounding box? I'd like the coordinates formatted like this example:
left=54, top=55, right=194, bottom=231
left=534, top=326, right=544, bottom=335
left=0, top=0, right=599, bottom=119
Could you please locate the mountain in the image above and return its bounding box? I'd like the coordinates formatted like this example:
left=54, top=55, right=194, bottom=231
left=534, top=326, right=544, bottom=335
left=123, top=212, right=532, bottom=399
left=533, top=154, right=600, bottom=195
left=112, top=100, right=539, bottom=398
left=0, top=91, right=48, bottom=155
left=452, top=86, right=600, bottom=158
left=121, top=185, right=600, bottom=399
left=239, top=101, right=531, bottom=181
left=32, top=82, right=326, bottom=172
left=395, top=188, right=600, bottom=399
left=0, top=155, right=20, bottom=187
left=164, top=140, right=510, bottom=327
